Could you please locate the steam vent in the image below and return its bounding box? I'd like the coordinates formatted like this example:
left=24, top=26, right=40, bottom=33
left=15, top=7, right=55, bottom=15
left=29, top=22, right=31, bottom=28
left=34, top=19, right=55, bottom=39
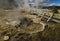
left=0, top=0, right=60, bottom=41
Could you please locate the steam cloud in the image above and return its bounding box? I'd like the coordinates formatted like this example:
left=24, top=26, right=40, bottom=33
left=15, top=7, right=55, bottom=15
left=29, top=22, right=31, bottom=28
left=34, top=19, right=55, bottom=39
left=0, top=0, right=18, bottom=9
left=0, top=0, right=59, bottom=9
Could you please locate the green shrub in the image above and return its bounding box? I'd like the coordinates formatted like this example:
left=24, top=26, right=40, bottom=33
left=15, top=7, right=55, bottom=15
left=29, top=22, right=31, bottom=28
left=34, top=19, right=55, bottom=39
left=52, top=8, right=58, bottom=13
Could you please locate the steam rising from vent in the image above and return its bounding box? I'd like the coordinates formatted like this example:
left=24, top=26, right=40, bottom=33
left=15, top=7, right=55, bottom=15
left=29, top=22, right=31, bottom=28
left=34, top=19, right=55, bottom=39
left=0, top=0, right=53, bottom=9
left=0, top=0, right=18, bottom=9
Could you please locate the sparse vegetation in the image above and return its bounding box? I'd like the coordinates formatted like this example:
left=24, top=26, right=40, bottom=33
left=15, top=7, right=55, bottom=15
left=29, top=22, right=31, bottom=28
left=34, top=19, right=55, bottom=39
left=52, top=8, right=58, bottom=13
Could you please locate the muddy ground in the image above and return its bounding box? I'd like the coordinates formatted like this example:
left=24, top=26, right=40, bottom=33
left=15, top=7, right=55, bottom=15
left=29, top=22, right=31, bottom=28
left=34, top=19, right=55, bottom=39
left=0, top=10, right=60, bottom=41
